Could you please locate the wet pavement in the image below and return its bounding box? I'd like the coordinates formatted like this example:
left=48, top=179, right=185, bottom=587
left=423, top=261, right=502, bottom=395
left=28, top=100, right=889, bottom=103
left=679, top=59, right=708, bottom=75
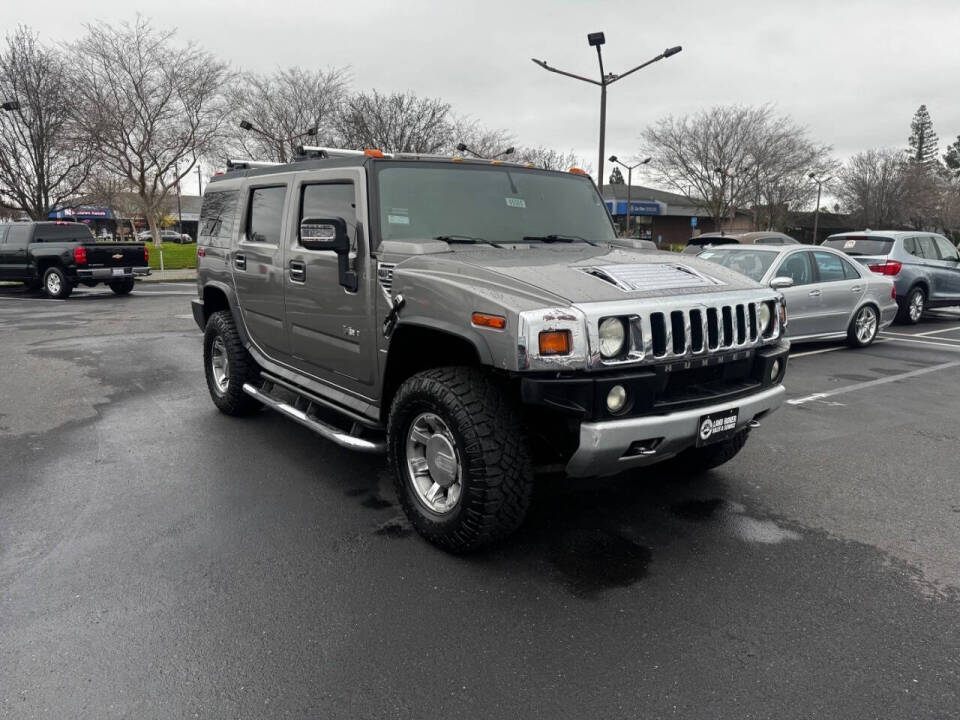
left=1, top=283, right=959, bottom=718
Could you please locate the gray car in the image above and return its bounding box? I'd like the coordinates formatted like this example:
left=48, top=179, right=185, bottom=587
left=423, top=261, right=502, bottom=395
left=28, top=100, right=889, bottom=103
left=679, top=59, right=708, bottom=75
left=822, top=231, right=960, bottom=324
left=697, top=244, right=898, bottom=347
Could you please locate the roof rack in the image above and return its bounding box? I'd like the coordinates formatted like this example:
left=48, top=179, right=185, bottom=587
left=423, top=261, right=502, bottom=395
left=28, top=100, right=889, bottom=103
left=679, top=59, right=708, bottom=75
left=295, top=146, right=391, bottom=160
left=226, top=159, right=283, bottom=171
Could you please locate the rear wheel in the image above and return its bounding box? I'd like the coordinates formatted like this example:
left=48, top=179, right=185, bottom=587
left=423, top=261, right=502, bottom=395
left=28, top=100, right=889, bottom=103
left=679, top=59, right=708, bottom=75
left=42, top=267, right=72, bottom=299
left=897, top=286, right=925, bottom=324
left=203, top=310, right=262, bottom=416
left=847, top=304, right=879, bottom=347
left=109, top=279, right=135, bottom=295
left=387, top=367, right=535, bottom=553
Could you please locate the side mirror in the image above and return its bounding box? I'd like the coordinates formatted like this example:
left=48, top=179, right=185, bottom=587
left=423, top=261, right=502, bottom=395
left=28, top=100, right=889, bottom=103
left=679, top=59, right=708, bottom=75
left=299, top=217, right=357, bottom=292
left=771, top=276, right=794, bottom=290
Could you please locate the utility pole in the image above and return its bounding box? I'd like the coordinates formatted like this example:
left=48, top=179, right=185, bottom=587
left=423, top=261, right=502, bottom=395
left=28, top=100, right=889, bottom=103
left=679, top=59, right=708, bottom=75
left=609, top=155, right=651, bottom=235
left=197, top=165, right=203, bottom=197
left=174, top=162, right=183, bottom=236
left=809, top=172, right=830, bottom=244
left=532, top=34, right=681, bottom=188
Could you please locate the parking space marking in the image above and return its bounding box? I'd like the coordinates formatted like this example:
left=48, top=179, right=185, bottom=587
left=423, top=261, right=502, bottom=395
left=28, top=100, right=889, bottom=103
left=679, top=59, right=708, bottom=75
left=885, top=336, right=960, bottom=351
left=790, top=340, right=889, bottom=359
left=884, top=330, right=960, bottom=344
left=915, top=326, right=960, bottom=337
left=787, top=360, right=960, bottom=406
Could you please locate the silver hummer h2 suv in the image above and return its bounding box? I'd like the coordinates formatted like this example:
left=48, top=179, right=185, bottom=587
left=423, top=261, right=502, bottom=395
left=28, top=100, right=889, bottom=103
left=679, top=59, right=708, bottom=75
left=191, top=147, right=789, bottom=552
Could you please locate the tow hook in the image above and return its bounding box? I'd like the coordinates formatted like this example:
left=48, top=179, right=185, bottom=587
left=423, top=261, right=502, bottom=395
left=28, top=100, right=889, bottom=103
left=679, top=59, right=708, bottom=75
left=383, top=294, right=405, bottom=337
left=748, top=419, right=761, bottom=429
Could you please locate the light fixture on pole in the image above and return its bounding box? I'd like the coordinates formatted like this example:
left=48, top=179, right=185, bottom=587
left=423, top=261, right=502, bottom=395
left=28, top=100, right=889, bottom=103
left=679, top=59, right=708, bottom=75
left=1, top=100, right=20, bottom=112
left=239, top=120, right=319, bottom=163
left=609, top=155, right=651, bottom=235
left=809, top=172, right=830, bottom=244
left=532, top=34, right=681, bottom=188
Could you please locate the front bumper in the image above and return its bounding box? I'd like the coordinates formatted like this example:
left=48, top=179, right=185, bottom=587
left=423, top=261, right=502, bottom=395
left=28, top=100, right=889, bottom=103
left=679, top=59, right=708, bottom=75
left=565, top=383, right=786, bottom=478
left=76, top=266, right=151, bottom=280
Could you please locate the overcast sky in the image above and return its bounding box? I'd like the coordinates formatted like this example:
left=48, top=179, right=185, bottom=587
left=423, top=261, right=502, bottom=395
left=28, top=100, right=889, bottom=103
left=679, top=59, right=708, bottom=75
left=9, top=0, right=960, bottom=175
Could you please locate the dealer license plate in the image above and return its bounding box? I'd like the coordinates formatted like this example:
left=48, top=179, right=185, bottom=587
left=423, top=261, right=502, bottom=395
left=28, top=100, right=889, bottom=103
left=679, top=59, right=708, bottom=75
left=112, top=268, right=124, bottom=277
left=696, top=408, right=739, bottom=447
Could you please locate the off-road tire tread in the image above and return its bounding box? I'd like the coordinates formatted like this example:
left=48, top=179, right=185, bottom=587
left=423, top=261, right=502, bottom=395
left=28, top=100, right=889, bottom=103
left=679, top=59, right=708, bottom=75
left=203, top=310, right=261, bottom=416
left=669, top=429, right=750, bottom=475
left=387, top=367, right=534, bottom=553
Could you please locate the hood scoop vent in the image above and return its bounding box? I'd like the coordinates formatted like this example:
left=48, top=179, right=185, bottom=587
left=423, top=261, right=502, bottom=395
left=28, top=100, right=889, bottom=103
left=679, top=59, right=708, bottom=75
left=580, top=263, right=724, bottom=293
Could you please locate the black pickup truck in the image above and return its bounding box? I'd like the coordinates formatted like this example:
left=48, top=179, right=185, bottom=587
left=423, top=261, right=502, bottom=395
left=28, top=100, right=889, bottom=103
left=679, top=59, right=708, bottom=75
left=0, top=221, right=150, bottom=298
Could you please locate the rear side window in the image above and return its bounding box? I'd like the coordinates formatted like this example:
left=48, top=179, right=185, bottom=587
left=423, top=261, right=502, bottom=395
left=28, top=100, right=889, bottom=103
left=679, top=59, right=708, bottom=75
left=933, top=236, right=959, bottom=261
left=6, top=225, right=30, bottom=246
left=812, top=251, right=847, bottom=282
left=822, top=236, right=894, bottom=256
left=756, top=237, right=781, bottom=245
left=246, top=186, right=286, bottom=244
left=199, top=190, right=239, bottom=244
left=776, top=252, right=814, bottom=286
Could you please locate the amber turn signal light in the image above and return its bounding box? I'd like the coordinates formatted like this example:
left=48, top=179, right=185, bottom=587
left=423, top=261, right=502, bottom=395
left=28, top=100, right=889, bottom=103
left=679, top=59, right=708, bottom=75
left=472, top=313, right=506, bottom=330
left=364, top=149, right=385, bottom=157
left=539, top=330, right=571, bottom=355
left=568, top=167, right=586, bottom=175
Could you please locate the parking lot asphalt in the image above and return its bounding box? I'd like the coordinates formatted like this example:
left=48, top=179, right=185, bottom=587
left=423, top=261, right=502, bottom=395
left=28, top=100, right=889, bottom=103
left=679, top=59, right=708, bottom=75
left=2, top=283, right=959, bottom=719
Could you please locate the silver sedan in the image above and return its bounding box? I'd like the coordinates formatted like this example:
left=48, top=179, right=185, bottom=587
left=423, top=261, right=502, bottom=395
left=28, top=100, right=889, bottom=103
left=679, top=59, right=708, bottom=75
left=697, top=244, right=898, bottom=347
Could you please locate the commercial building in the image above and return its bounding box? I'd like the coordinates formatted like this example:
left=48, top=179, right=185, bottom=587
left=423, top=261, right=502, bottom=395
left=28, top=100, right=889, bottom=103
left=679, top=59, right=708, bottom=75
left=47, top=195, right=201, bottom=241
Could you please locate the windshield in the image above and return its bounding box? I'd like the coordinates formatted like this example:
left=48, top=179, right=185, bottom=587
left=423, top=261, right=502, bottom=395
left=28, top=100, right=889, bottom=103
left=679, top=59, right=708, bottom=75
left=822, top=236, right=894, bottom=256
left=375, top=164, right=616, bottom=245
left=697, top=249, right=777, bottom=282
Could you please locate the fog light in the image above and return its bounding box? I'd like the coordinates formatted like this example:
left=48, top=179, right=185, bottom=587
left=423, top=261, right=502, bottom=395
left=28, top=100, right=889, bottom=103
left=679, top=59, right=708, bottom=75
left=606, top=384, right=627, bottom=413
left=770, top=359, right=781, bottom=382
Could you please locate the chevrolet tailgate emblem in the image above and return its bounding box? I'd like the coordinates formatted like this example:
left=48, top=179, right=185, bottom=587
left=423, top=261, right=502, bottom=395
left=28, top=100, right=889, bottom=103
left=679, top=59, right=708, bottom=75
left=112, top=253, right=124, bottom=259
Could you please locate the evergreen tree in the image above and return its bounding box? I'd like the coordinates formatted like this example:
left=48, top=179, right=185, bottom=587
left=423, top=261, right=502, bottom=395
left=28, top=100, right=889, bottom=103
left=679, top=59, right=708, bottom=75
left=945, top=135, right=960, bottom=178
left=908, top=104, right=939, bottom=168
left=609, top=166, right=625, bottom=184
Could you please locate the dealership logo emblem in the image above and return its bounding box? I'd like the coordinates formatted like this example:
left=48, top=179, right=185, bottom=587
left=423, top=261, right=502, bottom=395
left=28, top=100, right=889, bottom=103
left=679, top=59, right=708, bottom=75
left=699, top=418, right=714, bottom=441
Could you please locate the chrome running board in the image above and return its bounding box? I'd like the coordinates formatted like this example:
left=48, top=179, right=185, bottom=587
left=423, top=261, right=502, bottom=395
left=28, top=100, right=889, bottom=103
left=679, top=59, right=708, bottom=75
left=242, top=382, right=386, bottom=453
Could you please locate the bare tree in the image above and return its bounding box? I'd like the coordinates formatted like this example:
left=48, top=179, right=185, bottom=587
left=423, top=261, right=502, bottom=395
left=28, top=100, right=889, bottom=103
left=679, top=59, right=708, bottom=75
left=225, top=66, right=350, bottom=163
left=836, top=148, right=909, bottom=228
left=641, top=105, right=833, bottom=232
left=513, top=146, right=586, bottom=172
left=448, top=117, right=513, bottom=158
left=69, top=18, right=231, bottom=246
left=0, top=26, right=93, bottom=219
left=334, top=90, right=452, bottom=153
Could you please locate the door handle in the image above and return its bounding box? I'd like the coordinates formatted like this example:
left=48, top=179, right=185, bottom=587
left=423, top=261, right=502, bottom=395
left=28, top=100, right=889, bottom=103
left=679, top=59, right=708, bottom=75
left=808, top=289, right=821, bottom=297
left=289, top=260, right=306, bottom=282
left=234, top=253, right=246, bottom=270
left=851, top=286, right=863, bottom=292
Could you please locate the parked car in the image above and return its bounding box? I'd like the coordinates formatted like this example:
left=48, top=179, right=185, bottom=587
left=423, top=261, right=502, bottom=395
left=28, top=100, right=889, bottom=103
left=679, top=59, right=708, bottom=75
left=682, top=231, right=800, bottom=255
left=0, top=221, right=149, bottom=298
left=191, top=150, right=790, bottom=552
left=822, top=231, right=960, bottom=324
left=137, top=229, right=193, bottom=244
left=697, top=244, right=897, bottom=347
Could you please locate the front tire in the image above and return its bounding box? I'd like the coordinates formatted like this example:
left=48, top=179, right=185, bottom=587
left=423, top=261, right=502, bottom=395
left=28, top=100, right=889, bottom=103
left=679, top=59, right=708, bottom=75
left=897, top=287, right=925, bottom=325
left=387, top=367, right=535, bottom=553
left=42, top=267, right=72, bottom=299
left=203, top=310, right=262, bottom=416
left=847, top=304, right=879, bottom=347
left=666, top=430, right=750, bottom=475
left=109, top=279, right=135, bottom=295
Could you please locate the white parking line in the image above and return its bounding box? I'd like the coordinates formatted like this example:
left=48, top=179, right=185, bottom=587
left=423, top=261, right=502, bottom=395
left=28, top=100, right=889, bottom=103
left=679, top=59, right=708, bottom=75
left=915, top=326, right=960, bottom=337
left=885, top=336, right=960, bottom=351
left=787, top=360, right=960, bottom=406
left=884, top=330, right=960, bottom=344
left=790, top=340, right=889, bottom=359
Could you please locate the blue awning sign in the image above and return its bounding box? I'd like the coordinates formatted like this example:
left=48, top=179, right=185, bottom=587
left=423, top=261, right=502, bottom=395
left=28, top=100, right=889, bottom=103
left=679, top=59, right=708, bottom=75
left=49, top=206, right=113, bottom=220
left=604, top=200, right=662, bottom=216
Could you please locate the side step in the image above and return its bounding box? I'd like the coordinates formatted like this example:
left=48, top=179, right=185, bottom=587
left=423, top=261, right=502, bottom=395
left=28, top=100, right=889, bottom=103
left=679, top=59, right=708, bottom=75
left=242, top=382, right=386, bottom=453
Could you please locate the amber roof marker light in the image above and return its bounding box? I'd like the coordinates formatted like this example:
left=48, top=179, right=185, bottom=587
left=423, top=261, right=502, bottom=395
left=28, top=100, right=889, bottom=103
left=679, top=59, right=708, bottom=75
left=532, top=34, right=682, bottom=188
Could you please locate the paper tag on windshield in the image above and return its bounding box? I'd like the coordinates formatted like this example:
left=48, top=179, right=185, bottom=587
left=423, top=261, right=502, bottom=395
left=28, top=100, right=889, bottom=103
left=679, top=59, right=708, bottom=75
left=506, top=197, right=526, bottom=208
left=844, top=240, right=855, bottom=249
left=387, top=214, right=410, bottom=225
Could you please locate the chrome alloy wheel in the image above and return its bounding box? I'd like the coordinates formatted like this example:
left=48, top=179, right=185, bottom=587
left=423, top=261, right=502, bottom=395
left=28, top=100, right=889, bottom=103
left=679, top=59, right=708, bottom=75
left=46, top=272, right=61, bottom=295
left=210, top=336, right=230, bottom=393
left=909, top=291, right=924, bottom=322
left=855, top=305, right=878, bottom=344
left=405, top=412, right=462, bottom=514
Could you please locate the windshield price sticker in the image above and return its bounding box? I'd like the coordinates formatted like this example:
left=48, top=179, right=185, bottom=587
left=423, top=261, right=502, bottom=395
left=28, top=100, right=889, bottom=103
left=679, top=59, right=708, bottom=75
left=505, top=197, right=526, bottom=208
left=387, top=214, right=410, bottom=225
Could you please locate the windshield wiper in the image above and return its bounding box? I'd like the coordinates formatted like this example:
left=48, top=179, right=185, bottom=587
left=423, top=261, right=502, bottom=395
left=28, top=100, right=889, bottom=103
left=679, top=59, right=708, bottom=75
left=522, top=234, right=600, bottom=247
left=434, top=235, right=504, bottom=249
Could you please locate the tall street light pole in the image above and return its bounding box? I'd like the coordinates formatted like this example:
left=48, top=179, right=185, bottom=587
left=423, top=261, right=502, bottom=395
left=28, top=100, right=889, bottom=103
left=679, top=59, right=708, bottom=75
left=532, top=34, right=681, bottom=188
left=809, top=172, right=830, bottom=244
left=609, top=155, right=651, bottom=235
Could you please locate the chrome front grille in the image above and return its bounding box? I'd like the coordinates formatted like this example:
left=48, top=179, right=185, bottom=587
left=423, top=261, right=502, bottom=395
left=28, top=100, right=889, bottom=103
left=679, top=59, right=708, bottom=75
left=581, top=294, right=782, bottom=368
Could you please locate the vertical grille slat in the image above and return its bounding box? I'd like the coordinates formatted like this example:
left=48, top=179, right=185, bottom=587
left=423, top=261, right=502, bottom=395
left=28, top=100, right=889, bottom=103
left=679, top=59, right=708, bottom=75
left=707, top=308, right=720, bottom=349
left=735, top=305, right=746, bottom=345
left=689, top=309, right=705, bottom=352
left=670, top=311, right=686, bottom=355
left=650, top=313, right=667, bottom=357
left=721, top=307, right=734, bottom=347
left=748, top=303, right=758, bottom=341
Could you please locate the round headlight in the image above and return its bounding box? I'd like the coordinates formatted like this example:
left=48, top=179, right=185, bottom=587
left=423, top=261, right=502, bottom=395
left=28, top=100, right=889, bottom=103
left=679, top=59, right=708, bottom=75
left=758, top=302, right=773, bottom=335
left=606, top=385, right=627, bottom=413
left=599, top=317, right=626, bottom=358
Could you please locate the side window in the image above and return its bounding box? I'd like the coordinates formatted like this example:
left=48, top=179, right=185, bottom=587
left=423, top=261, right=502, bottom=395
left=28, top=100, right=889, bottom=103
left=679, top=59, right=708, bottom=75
left=916, top=236, right=938, bottom=261
left=199, top=189, right=239, bottom=246
left=840, top=256, right=862, bottom=280
left=7, top=225, right=30, bottom=247
left=0, top=226, right=8, bottom=243
left=903, top=237, right=917, bottom=256
left=933, top=236, right=959, bottom=261
left=246, top=186, right=286, bottom=244
left=812, top=251, right=847, bottom=282
left=757, top=237, right=781, bottom=245
left=300, top=183, right=358, bottom=250
left=776, top=252, right=813, bottom=286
